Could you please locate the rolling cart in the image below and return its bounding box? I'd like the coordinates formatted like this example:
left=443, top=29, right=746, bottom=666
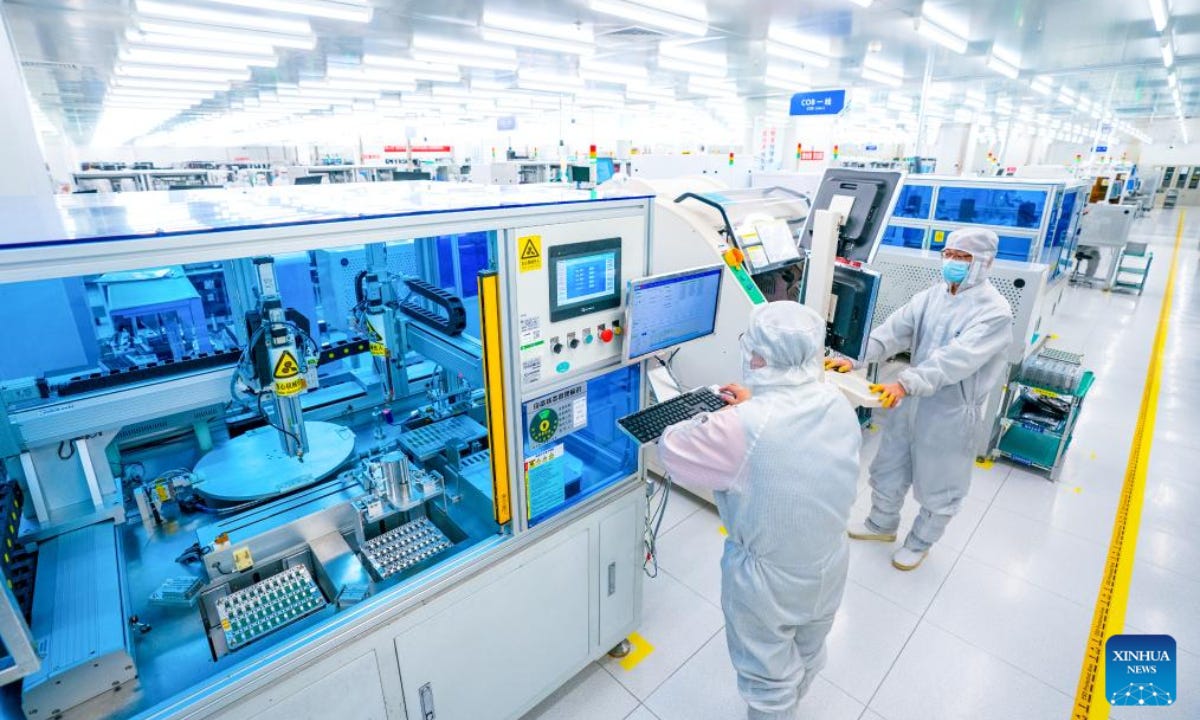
left=996, top=347, right=1094, bottom=480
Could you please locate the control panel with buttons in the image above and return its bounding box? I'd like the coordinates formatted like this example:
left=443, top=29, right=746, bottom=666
left=513, top=217, right=646, bottom=395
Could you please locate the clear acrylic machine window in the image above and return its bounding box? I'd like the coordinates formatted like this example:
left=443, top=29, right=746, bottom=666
left=521, top=365, right=640, bottom=526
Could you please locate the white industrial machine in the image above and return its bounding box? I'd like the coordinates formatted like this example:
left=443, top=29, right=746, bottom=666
left=0, top=183, right=695, bottom=720
left=617, top=169, right=905, bottom=499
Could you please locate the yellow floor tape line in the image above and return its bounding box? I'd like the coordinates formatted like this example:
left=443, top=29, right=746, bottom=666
left=974, top=457, right=994, bottom=469
left=1072, top=211, right=1187, bottom=720
left=619, top=631, right=655, bottom=671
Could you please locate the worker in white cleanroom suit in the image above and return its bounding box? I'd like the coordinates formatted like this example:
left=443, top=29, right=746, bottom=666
left=827, top=228, right=1013, bottom=571
left=659, top=302, right=861, bottom=720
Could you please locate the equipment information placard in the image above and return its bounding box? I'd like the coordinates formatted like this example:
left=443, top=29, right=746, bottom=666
left=524, top=383, right=587, bottom=446
left=525, top=444, right=565, bottom=520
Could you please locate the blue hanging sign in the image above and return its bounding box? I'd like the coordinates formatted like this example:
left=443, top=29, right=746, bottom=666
left=865, top=144, right=879, bottom=151
left=789, top=89, right=846, bottom=116
left=1094, top=145, right=1108, bottom=153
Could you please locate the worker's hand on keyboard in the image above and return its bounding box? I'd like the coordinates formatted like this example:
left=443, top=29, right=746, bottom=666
left=824, top=357, right=854, bottom=373
left=718, top=383, right=752, bottom=406
left=869, top=382, right=906, bottom=409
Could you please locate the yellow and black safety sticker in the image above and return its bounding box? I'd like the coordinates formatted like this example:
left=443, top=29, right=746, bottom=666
left=273, top=349, right=301, bottom=379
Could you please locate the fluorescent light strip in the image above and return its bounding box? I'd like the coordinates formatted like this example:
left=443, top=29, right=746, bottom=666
left=199, top=0, right=371, bottom=22
left=113, top=76, right=232, bottom=91
left=410, top=50, right=515, bottom=72
left=658, top=56, right=725, bottom=78
left=119, top=47, right=277, bottom=69
left=482, top=10, right=595, bottom=42
left=480, top=27, right=594, bottom=55
left=660, top=41, right=726, bottom=68
left=916, top=17, right=968, bottom=54
left=588, top=0, right=707, bottom=37
left=123, top=29, right=278, bottom=56
left=986, top=54, right=1019, bottom=80
left=1148, top=0, right=1169, bottom=32
left=133, top=19, right=315, bottom=49
left=579, top=58, right=648, bottom=81
left=134, top=0, right=312, bottom=35
left=361, top=55, right=459, bottom=74
left=411, top=35, right=516, bottom=62
left=861, top=67, right=902, bottom=87
left=115, top=64, right=251, bottom=82
left=862, top=54, right=904, bottom=77
left=1031, top=77, right=1053, bottom=96
left=765, top=41, right=832, bottom=68
left=1162, top=39, right=1174, bottom=67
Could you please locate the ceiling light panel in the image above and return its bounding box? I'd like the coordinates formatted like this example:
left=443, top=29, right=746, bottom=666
left=119, top=47, right=278, bottom=69
left=133, top=19, right=315, bottom=49
left=588, top=0, right=708, bottom=37
left=1148, top=0, right=1169, bottom=32
left=861, top=67, right=902, bottom=87
left=115, top=64, right=252, bottom=82
left=480, top=27, right=595, bottom=55
left=134, top=0, right=312, bottom=35
left=198, top=0, right=371, bottom=22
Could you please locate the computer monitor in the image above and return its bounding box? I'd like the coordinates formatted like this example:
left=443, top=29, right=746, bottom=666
left=623, top=265, right=724, bottom=363
left=797, top=168, right=904, bottom=264
left=569, top=164, right=591, bottom=183
left=595, top=157, right=614, bottom=184
left=293, top=175, right=323, bottom=185
left=827, top=264, right=881, bottom=362
left=393, top=170, right=431, bottom=181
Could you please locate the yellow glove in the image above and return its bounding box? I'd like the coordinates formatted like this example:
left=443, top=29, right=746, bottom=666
left=824, top=357, right=853, bottom=373
left=869, top=382, right=907, bottom=408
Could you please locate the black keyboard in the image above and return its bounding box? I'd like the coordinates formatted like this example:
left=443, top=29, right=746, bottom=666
left=618, top=387, right=729, bottom=445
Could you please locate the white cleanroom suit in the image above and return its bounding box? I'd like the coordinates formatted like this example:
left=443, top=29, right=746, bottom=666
left=862, top=228, right=1013, bottom=555
left=659, top=302, right=861, bottom=720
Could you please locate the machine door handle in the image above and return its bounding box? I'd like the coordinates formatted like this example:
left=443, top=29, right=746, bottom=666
left=419, top=682, right=436, bottom=720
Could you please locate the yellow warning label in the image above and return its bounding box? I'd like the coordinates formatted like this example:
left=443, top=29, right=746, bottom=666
left=366, top=319, right=387, bottom=356
left=232, top=546, right=254, bottom=572
left=273, top=349, right=301, bottom=379
left=275, top=376, right=307, bottom=397
left=933, top=230, right=946, bottom=245
left=221, top=618, right=231, bottom=631
left=518, top=234, right=542, bottom=273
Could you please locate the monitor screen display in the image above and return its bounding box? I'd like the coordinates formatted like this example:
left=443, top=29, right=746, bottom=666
left=569, top=165, right=591, bottom=183
left=548, top=238, right=623, bottom=322
left=625, top=266, right=723, bottom=362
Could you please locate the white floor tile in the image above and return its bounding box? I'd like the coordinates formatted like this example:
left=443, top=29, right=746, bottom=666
left=623, top=705, right=660, bottom=720
left=1136, top=525, right=1200, bottom=584
left=924, top=556, right=1092, bottom=695
left=655, top=506, right=725, bottom=606
left=600, top=570, right=725, bottom=700
left=859, top=711, right=888, bottom=720
left=991, top=468, right=1121, bottom=545
left=1125, top=560, right=1200, bottom=655
left=869, top=622, right=1072, bottom=720
left=846, top=538, right=958, bottom=617
left=822, top=583, right=921, bottom=704
left=963, top=505, right=1108, bottom=606
left=522, top=663, right=639, bottom=720
left=644, top=631, right=863, bottom=720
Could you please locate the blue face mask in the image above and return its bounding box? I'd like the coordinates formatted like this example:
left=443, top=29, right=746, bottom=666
left=942, top=259, right=970, bottom=284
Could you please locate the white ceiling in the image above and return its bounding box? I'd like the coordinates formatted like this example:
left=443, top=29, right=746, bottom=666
left=3, top=0, right=1193, bottom=147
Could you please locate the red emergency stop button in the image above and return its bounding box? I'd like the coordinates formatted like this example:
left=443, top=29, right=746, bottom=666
left=600, top=328, right=615, bottom=343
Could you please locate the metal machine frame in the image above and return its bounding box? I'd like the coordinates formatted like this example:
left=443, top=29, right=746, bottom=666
left=883, top=175, right=1087, bottom=286
left=0, top=185, right=657, bottom=720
